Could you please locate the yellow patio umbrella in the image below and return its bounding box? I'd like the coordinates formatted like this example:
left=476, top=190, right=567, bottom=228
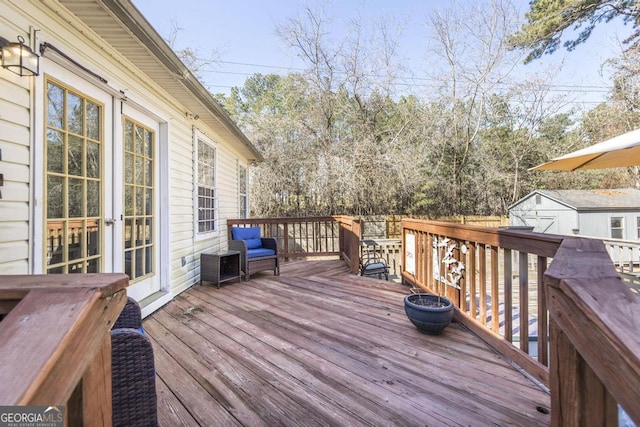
left=531, top=128, right=640, bottom=171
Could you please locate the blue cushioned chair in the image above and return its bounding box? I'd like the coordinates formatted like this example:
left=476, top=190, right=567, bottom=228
left=229, top=226, right=279, bottom=281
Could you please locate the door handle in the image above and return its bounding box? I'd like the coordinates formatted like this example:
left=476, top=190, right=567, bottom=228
left=105, top=218, right=116, bottom=226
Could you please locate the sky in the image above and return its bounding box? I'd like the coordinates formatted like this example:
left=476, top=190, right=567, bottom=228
left=132, top=0, right=635, bottom=111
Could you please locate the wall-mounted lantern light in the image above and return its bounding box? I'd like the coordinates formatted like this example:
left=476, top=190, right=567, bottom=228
left=0, top=35, right=39, bottom=77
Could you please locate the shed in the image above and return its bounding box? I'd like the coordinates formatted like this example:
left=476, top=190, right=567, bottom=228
left=508, top=188, right=640, bottom=241
left=0, top=0, right=262, bottom=315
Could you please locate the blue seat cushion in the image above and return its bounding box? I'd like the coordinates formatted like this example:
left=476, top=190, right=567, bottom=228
left=247, top=248, right=276, bottom=259
left=232, top=226, right=261, bottom=240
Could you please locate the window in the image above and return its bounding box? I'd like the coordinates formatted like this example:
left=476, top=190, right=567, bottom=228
left=239, top=164, right=248, bottom=218
left=196, top=136, right=217, bottom=234
left=44, top=78, right=103, bottom=274
left=636, top=217, right=640, bottom=239
left=611, top=217, right=624, bottom=239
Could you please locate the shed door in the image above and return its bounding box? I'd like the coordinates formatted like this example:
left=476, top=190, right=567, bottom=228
left=534, top=216, right=556, bottom=234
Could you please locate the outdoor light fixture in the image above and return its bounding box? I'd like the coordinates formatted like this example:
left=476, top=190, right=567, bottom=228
left=0, top=35, right=39, bottom=77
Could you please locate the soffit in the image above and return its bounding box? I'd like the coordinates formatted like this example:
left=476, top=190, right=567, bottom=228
left=56, top=0, right=262, bottom=162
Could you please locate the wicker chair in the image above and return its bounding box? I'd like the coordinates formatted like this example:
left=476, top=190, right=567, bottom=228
left=229, top=226, right=279, bottom=281
left=111, top=297, right=157, bottom=427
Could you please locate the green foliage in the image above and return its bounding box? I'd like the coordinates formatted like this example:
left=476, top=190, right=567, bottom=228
left=210, top=2, right=639, bottom=219
left=510, top=0, right=640, bottom=63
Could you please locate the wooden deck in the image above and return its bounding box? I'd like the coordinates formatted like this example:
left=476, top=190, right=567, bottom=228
left=144, top=259, right=551, bottom=426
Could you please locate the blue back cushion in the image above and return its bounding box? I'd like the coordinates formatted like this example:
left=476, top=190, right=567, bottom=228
left=245, top=238, right=263, bottom=249
left=232, top=227, right=262, bottom=248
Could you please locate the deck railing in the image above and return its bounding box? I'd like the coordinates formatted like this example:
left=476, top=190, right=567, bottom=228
left=0, top=274, right=128, bottom=425
left=545, top=238, right=640, bottom=426
left=227, top=216, right=361, bottom=274
left=401, top=219, right=640, bottom=425
left=401, top=219, right=562, bottom=384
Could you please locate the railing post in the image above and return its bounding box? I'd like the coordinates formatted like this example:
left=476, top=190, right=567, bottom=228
left=283, top=222, right=290, bottom=261
left=549, top=321, right=618, bottom=426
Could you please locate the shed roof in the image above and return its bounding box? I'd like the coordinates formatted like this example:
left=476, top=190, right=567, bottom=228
left=56, top=0, right=262, bottom=162
left=534, top=188, right=640, bottom=211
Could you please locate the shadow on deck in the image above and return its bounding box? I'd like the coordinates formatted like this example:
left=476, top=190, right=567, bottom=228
left=144, top=259, right=551, bottom=426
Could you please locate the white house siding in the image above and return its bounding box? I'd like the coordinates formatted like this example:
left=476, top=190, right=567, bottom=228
left=0, top=1, right=257, bottom=309
left=0, top=9, right=33, bottom=273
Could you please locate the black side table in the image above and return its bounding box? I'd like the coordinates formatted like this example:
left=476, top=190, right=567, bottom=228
left=200, top=251, right=241, bottom=288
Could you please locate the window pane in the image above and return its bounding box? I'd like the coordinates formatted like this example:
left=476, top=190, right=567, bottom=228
left=47, top=221, right=64, bottom=266
left=87, top=180, right=100, bottom=217
left=125, top=153, right=134, bottom=184
left=145, top=245, right=152, bottom=274
left=136, top=157, right=144, bottom=185
left=145, top=188, right=153, bottom=215
left=67, top=92, right=83, bottom=135
left=46, top=83, right=64, bottom=129
left=125, top=185, right=134, bottom=216
left=68, top=222, right=83, bottom=261
left=47, top=130, right=64, bottom=173
left=145, top=129, right=153, bottom=158
left=611, top=218, right=623, bottom=228
left=125, top=250, right=133, bottom=278
left=68, top=135, right=83, bottom=176
left=87, top=141, right=100, bottom=178
left=135, top=125, right=144, bottom=154
left=145, top=159, right=152, bottom=186
left=86, top=101, right=100, bottom=140
left=135, top=249, right=144, bottom=277
left=124, top=120, right=133, bottom=152
left=69, top=261, right=84, bottom=274
left=136, top=187, right=144, bottom=215
left=124, top=218, right=134, bottom=249
left=87, top=219, right=100, bottom=257
left=87, top=258, right=99, bottom=273
left=145, top=218, right=153, bottom=246
left=136, top=218, right=146, bottom=244
left=47, top=176, right=64, bottom=218
left=68, top=178, right=84, bottom=218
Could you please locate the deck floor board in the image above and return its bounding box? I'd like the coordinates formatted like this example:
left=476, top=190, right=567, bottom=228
left=145, top=259, right=551, bottom=426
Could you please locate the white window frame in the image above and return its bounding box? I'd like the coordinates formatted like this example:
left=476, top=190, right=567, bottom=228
left=194, top=131, right=218, bottom=240
left=238, top=161, right=248, bottom=218
left=610, top=216, right=624, bottom=239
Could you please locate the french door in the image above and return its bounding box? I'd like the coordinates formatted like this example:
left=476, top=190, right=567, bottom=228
left=117, top=106, right=160, bottom=301
left=44, top=73, right=113, bottom=274
left=43, top=63, right=161, bottom=300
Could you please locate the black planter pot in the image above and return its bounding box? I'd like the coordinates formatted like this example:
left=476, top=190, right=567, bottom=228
left=404, top=293, right=454, bottom=334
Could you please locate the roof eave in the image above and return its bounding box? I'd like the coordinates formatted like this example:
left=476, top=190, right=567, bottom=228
left=101, top=0, right=263, bottom=162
